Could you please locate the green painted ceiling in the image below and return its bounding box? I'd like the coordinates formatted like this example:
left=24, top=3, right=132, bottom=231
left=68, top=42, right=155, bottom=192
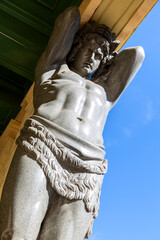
left=0, top=0, right=83, bottom=135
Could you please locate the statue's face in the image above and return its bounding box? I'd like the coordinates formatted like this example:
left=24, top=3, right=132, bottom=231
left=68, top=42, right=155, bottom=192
left=70, top=39, right=104, bottom=77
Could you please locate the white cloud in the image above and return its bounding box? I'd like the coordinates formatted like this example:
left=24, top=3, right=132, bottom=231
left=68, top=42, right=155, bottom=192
left=123, top=127, right=132, bottom=138
left=145, top=101, right=153, bottom=123
left=143, top=100, right=154, bottom=124
left=104, top=139, right=118, bottom=148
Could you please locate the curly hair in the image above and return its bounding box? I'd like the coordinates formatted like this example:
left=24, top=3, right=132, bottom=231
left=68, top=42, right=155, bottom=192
left=67, top=21, right=120, bottom=80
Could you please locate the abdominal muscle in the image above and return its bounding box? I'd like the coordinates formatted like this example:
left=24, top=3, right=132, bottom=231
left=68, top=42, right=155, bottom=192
left=34, top=65, right=108, bottom=145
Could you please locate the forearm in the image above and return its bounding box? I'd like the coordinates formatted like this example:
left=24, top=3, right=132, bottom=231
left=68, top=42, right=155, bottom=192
left=42, top=7, right=80, bottom=71
left=105, top=46, right=145, bottom=105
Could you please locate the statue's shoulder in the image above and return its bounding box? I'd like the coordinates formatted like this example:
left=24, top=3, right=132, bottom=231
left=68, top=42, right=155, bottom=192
left=53, top=64, right=85, bottom=85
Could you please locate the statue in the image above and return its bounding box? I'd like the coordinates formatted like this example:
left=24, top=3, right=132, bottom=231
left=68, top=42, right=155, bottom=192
left=0, top=7, right=145, bottom=240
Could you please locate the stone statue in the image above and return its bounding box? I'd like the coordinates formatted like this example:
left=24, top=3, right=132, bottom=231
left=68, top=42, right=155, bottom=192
left=0, top=6, right=145, bottom=240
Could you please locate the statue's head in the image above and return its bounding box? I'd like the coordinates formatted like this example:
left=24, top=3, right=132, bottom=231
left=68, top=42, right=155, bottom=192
left=67, top=21, right=120, bottom=79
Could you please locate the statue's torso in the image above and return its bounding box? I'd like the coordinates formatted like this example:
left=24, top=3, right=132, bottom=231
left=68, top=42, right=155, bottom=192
left=34, top=64, right=109, bottom=146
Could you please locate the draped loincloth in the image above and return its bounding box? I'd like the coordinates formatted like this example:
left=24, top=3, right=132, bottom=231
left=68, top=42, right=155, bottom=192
left=16, top=117, right=108, bottom=220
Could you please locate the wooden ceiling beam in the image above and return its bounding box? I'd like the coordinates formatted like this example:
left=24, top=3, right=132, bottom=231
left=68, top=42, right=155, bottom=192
left=79, top=0, right=102, bottom=27
left=117, top=0, right=158, bottom=51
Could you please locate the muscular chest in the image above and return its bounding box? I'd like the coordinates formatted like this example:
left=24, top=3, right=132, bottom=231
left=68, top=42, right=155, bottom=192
left=51, top=70, right=107, bottom=104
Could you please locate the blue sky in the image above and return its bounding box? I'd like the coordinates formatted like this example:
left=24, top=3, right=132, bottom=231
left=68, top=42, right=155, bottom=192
left=90, top=2, right=160, bottom=240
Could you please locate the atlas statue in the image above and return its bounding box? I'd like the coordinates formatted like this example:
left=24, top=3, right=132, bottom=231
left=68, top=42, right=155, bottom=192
left=0, top=6, right=145, bottom=240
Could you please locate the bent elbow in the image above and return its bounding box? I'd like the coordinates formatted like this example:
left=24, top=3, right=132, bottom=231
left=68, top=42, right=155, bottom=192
left=135, top=46, right=145, bottom=63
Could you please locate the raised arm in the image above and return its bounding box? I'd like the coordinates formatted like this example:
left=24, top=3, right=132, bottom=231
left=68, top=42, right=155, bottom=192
left=35, top=7, right=80, bottom=77
left=104, top=46, right=145, bottom=108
